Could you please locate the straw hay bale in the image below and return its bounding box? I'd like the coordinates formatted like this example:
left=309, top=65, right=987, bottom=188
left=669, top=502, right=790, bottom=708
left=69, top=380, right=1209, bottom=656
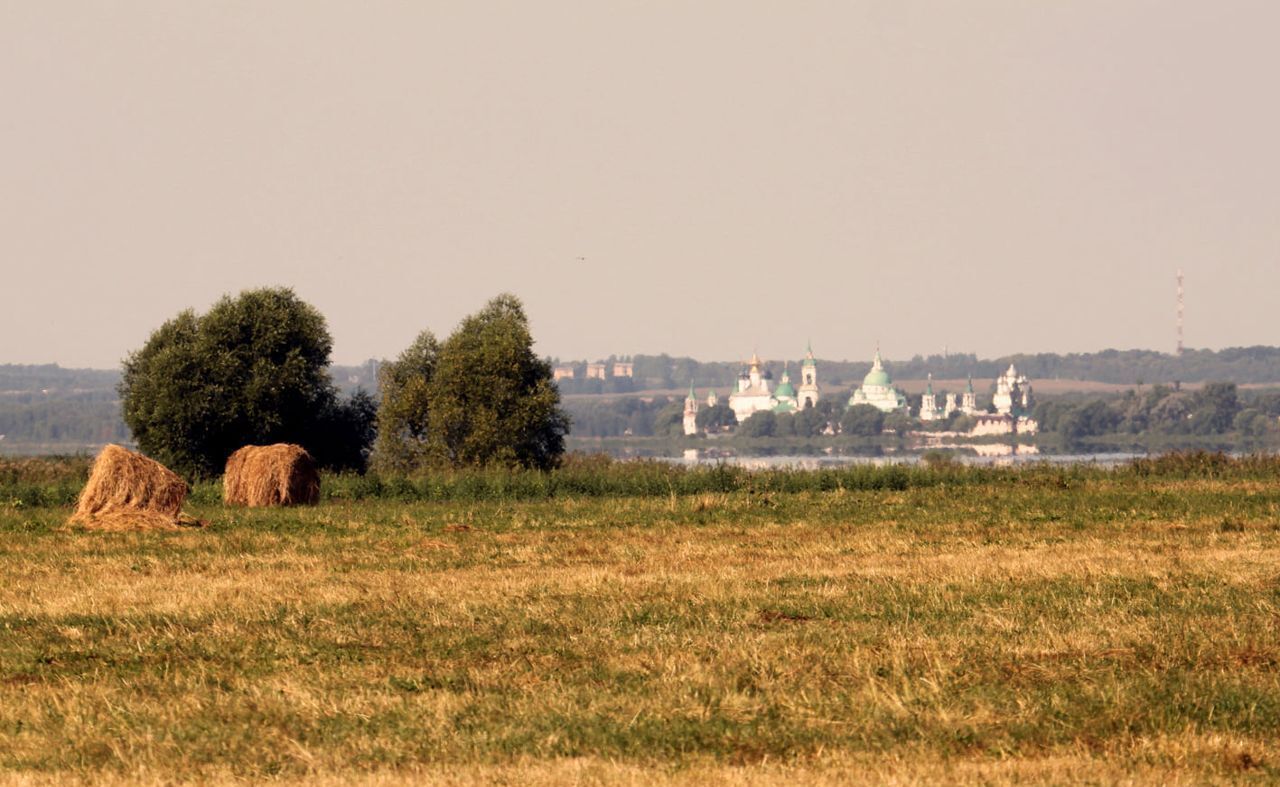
left=223, top=443, right=320, bottom=507
left=69, top=444, right=190, bottom=531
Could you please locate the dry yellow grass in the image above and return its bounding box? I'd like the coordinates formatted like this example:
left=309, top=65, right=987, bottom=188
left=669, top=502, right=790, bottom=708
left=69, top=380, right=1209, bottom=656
left=3, top=475, right=1279, bottom=783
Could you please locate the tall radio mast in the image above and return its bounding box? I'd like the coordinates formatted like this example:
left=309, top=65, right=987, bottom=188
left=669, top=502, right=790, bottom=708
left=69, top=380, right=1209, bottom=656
left=1176, top=268, right=1184, bottom=356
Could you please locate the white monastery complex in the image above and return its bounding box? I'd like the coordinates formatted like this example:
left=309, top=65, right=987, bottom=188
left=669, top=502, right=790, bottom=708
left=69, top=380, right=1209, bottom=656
left=681, top=347, right=1040, bottom=437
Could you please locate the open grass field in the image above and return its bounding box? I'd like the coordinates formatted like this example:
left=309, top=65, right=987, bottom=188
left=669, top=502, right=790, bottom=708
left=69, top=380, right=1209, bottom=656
left=2, top=456, right=1279, bottom=784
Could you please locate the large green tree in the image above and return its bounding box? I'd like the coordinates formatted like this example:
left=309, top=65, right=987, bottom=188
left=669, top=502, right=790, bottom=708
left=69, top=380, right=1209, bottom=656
left=423, top=294, right=569, bottom=470
left=840, top=404, right=885, bottom=437
left=651, top=400, right=686, bottom=437
left=372, top=331, right=440, bottom=472
left=696, top=402, right=737, bottom=433
left=738, top=410, right=777, bottom=438
left=792, top=406, right=827, bottom=437
left=120, top=288, right=373, bottom=478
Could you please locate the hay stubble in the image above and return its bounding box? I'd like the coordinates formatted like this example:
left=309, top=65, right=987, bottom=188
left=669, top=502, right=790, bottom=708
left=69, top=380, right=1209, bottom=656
left=2, top=476, right=1279, bottom=783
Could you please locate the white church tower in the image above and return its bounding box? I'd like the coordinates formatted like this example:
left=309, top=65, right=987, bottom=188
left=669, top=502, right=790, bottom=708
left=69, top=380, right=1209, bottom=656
left=918, top=374, right=941, bottom=421
left=960, top=376, right=979, bottom=415
left=683, top=385, right=700, bottom=436
left=798, top=342, right=820, bottom=408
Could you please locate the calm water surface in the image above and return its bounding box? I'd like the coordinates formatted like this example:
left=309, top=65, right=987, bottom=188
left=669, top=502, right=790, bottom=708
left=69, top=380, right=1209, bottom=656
left=599, top=444, right=1146, bottom=469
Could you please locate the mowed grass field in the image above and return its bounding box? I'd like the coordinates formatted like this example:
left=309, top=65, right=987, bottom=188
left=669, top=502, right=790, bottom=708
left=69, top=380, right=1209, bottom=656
left=2, top=461, right=1279, bottom=784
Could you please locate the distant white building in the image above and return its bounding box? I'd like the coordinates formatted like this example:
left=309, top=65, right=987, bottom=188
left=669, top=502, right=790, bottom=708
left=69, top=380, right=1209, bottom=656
left=960, top=376, right=980, bottom=415
left=848, top=349, right=908, bottom=414
left=612, top=361, right=634, bottom=378
left=586, top=362, right=607, bottom=380
left=553, top=365, right=575, bottom=381
left=969, top=412, right=1039, bottom=436
left=944, top=392, right=959, bottom=417
left=798, top=343, right=821, bottom=409
left=683, top=385, right=700, bottom=436
left=993, top=364, right=1034, bottom=416
left=728, top=353, right=775, bottom=422
left=969, top=413, right=1016, bottom=436
left=918, top=374, right=942, bottom=421
left=726, top=347, right=821, bottom=422
left=772, top=366, right=799, bottom=414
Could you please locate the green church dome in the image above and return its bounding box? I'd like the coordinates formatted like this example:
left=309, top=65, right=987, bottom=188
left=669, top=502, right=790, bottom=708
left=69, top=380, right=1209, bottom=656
left=862, top=368, right=891, bottom=387
left=774, top=380, right=796, bottom=398
left=862, top=349, right=892, bottom=387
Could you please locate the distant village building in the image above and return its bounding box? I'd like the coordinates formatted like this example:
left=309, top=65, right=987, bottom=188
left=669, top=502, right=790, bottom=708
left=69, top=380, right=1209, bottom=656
left=848, top=349, right=908, bottom=414
left=554, top=358, right=633, bottom=384
left=683, top=385, right=699, bottom=436
left=706, top=390, right=719, bottom=408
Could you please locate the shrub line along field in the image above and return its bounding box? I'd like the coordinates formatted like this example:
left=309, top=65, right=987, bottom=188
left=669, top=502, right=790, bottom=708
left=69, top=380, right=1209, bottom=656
left=1, top=453, right=1278, bottom=783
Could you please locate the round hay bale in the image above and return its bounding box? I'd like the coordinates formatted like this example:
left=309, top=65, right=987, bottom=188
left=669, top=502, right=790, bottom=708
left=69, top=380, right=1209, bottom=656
left=69, top=444, right=190, bottom=531
left=223, top=444, right=320, bottom=507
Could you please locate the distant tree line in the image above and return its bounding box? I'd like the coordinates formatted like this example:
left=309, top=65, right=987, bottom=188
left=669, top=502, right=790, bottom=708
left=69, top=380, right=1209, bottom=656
left=0, top=391, right=129, bottom=445
left=560, top=397, right=678, bottom=438
left=553, top=375, right=638, bottom=395
left=561, top=378, right=1280, bottom=448
left=14, top=343, right=1280, bottom=404
left=0, top=365, right=121, bottom=394
left=550, top=347, right=1280, bottom=393
left=1035, top=382, right=1280, bottom=446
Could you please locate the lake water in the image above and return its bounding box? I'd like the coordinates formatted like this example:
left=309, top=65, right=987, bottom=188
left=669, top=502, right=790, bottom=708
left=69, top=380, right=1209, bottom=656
left=596, top=444, right=1146, bottom=469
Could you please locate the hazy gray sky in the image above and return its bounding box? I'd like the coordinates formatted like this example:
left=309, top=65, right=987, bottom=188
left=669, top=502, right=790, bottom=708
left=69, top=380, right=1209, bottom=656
left=3, top=2, right=1277, bottom=368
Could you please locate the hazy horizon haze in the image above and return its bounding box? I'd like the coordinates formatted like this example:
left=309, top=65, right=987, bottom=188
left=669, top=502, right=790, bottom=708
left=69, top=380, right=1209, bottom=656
left=3, top=2, right=1277, bottom=369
